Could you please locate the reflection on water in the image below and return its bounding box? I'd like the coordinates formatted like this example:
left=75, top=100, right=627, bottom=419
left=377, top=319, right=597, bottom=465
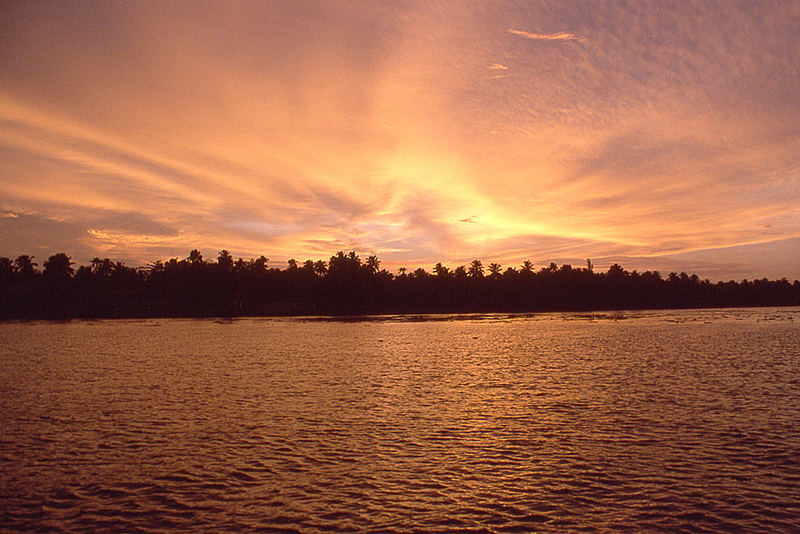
left=1, top=308, right=799, bottom=532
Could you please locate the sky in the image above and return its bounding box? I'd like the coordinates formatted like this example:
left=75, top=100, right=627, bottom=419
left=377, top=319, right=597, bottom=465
left=1, top=1, right=799, bottom=281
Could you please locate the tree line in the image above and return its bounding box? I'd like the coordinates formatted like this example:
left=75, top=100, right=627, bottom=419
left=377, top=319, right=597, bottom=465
left=1, top=250, right=798, bottom=319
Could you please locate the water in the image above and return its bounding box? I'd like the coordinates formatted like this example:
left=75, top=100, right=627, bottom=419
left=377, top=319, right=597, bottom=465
left=1, top=308, right=799, bottom=532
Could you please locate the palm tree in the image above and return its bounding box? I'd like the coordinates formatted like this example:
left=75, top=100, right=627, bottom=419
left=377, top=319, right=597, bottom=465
left=521, top=260, right=533, bottom=273
left=253, top=256, right=269, bottom=272
left=217, top=250, right=233, bottom=271
left=608, top=264, right=625, bottom=278
left=43, top=253, right=74, bottom=279
left=0, top=257, right=12, bottom=276
left=329, top=251, right=359, bottom=274
left=187, top=249, right=204, bottom=264
left=146, top=260, right=165, bottom=276
left=365, top=255, right=380, bottom=274
left=468, top=259, right=484, bottom=278
left=397, top=266, right=407, bottom=276
left=488, top=263, right=502, bottom=277
left=313, top=260, right=327, bottom=276
left=433, top=263, right=449, bottom=277
left=91, top=257, right=114, bottom=276
left=14, top=255, right=37, bottom=276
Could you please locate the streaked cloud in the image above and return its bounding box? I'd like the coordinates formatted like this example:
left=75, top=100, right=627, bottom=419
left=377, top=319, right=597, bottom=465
left=0, top=1, right=798, bottom=280
left=508, top=29, right=587, bottom=43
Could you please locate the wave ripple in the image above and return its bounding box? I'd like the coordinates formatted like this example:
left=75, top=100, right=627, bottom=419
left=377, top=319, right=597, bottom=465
left=1, top=309, right=800, bottom=532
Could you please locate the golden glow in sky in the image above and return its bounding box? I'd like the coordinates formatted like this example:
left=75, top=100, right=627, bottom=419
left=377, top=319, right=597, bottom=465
left=1, top=1, right=799, bottom=279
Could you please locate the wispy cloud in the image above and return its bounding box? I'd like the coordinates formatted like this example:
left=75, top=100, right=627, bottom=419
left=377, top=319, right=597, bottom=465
left=508, top=29, right=587, bottom=43
left=0, top=3, right=798, bottom=279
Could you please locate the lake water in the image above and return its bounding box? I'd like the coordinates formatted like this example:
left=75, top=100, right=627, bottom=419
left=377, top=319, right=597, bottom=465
left=1, top=308, right=799, bottom=532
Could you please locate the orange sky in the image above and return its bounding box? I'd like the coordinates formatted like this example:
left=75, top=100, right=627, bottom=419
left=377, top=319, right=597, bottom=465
left=1, top=1, right=799, bottom=280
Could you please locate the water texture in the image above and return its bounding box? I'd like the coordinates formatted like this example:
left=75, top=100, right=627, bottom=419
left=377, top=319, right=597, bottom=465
left=1, top=308, right=799, bottom=532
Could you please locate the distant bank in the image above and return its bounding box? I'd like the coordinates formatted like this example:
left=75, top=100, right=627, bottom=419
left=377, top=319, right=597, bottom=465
left=2, top=250, right=799, bottom=320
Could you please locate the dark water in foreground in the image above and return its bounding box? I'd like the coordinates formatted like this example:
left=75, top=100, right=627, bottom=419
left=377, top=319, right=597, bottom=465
left=1, top=308, right=799, bottom=532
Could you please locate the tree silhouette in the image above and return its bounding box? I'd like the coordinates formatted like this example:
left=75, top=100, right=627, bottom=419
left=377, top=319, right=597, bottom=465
left=14, top=255, right=38, bottom=276
left=0, top=257, right=12, bottom=278
left=44, top=253, right=74, bottom=279
left=365, top=255, right=380, bottom=274
left=217, top=250, right=233, bottom=271
left=188, top=249, right=204, bottom=264
left=253, top=256, right=269, bottom=272
left=1, top=248, right=798, bottom=319
left=468, top=259, right=484, bottom=278
left=313, top=260, right=327, bottom=276
left=91, top=257, right=114, bottom=277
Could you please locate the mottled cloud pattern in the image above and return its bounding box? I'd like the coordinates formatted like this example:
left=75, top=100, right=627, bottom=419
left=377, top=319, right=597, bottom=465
left=0, top=1, right=798, bottom=280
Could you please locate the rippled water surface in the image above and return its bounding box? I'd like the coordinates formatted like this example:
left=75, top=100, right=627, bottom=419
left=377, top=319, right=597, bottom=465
left=2, top=308, right=800, bottom=532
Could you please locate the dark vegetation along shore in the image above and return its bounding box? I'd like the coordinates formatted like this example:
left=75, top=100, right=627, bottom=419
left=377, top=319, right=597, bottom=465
left=2, top=250, right=799, bottom=319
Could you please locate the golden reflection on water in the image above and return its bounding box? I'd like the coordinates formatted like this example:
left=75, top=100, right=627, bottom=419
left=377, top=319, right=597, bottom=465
left=1, top=309, right=799, bottom=532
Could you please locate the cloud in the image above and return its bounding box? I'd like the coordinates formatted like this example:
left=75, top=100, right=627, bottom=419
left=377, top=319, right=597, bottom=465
left=0, top=213, right=96, bottom=262
left=658, top=237, right=800, bottom=281
left=0, top=208, right=184, bottom=264
left=508, top=29, right=587, bottom=43
left=0, top=3, right=798, bottom=280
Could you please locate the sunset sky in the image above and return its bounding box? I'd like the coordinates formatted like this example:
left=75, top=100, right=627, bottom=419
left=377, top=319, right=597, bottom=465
left=2, top=1, right=799, bottom=280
